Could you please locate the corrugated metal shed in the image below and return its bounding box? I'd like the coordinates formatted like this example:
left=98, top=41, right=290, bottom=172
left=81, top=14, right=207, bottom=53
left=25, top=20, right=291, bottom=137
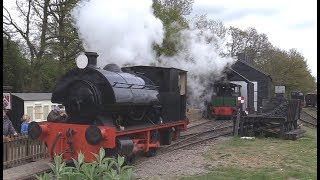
left=11, top=93, right=52, bottom=101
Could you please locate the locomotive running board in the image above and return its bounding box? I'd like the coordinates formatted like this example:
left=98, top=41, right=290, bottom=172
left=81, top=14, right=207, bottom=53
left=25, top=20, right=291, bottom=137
left=116, top=121, right=187, bottom=136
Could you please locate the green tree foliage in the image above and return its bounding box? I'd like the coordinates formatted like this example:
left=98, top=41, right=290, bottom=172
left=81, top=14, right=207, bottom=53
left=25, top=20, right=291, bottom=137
left=260, top=48, right=316, bottom=95
left=46, top=0, right=84, bottom=75
left=38, top=59, right=61, bottom=92
left=3, top=36, right=30, bottom=92
left=152, top=0, right=189, bottom=57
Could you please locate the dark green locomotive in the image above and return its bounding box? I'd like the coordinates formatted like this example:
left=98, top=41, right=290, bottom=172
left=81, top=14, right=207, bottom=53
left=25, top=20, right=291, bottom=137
left=204, top=82, right=244, bottom=119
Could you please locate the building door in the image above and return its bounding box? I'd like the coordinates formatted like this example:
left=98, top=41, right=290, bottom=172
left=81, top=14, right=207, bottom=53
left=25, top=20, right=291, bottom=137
left=253, top=81, right=258, bottom=111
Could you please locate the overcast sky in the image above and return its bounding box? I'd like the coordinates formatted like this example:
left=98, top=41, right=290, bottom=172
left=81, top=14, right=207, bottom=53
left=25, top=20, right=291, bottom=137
left=190, top=0, right=317, bottom=78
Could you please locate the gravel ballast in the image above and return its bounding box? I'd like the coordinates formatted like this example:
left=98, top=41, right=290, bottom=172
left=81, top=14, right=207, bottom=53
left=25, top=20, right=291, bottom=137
left=133, top=136, right=231, bottom=179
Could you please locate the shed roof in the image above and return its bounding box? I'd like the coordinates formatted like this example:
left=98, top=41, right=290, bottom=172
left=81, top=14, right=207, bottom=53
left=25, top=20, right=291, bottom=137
left=11, top=93, right=52, bottom=101
left=124, top=65, right=188, bottom=72
left=232, top=60, right=272, bottom=80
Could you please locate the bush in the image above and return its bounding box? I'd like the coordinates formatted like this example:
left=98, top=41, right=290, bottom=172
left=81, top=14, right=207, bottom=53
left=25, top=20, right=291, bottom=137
left=36, top=148, right=134, bottom=180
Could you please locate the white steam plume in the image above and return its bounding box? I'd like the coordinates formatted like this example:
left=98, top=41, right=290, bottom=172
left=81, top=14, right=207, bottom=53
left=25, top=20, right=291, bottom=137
left=159, top=21, right=235, bottom=108
left=72, top=0, right=236, bottom=108
left=71, top=0, right=164, bottom=67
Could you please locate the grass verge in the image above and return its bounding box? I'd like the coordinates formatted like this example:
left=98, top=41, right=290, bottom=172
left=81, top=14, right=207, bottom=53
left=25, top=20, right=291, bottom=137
left=181, top=127, right=317, bottom=180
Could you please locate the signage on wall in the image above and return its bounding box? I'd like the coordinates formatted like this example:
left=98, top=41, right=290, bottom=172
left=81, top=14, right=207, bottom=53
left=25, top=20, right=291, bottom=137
left=275, top=86, right=285, bottom=94
left=3, top=93, right=11, bottom=109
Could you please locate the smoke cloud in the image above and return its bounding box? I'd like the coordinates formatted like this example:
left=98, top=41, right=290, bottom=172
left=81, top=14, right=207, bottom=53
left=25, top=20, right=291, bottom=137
left=72, top=0, right=236, bottom=108
left=71, top=0, right=164, bottom=67
left=158, top=20, right=235, bottom=108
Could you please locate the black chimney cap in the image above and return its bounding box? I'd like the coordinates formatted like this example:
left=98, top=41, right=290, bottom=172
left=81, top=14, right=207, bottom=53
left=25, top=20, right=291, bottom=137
left=236, top=53, right=246, bottom=61
left=85, top=52, right=99, bottom=66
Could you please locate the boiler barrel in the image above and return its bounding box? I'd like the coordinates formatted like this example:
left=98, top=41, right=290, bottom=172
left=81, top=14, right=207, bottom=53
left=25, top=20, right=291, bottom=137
left=52, top=66, right=160, bottom=106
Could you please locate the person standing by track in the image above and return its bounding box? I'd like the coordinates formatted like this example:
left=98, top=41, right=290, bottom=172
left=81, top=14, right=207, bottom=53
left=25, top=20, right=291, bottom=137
left=20, top=115, right=31, bottom=135
left=47, top=106, right=68, bottom=122
left=3, top=107, right=18, bottom=139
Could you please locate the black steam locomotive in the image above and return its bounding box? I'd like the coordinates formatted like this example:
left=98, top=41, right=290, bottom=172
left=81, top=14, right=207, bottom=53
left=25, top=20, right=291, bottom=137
left=28, top=52, right=188, bottom=163
left=51, top=52, right=187, bottom=126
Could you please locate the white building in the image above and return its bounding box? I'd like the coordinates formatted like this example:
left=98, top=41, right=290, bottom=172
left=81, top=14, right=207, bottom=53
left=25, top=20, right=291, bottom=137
left=8, top=93, right=64, bottom=132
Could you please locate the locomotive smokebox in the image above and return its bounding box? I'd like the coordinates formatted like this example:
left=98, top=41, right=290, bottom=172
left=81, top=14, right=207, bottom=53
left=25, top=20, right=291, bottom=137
left=85, top=52, right=99, bottom=66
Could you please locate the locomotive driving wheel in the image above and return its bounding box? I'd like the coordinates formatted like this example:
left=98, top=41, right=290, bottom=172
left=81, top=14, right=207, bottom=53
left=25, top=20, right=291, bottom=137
left=145, top=148, right=157, bottom=157
left=160, top=128, right=173, bottom=145
left=124, top=153, right=136, bottom=165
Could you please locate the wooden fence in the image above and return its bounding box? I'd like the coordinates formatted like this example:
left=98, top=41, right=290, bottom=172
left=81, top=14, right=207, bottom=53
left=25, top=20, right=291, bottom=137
left=3, top=134, right=48, bottom=169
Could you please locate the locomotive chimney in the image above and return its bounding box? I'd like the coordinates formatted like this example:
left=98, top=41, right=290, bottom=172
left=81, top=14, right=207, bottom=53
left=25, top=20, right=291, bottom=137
left=85, top=52, right=99, bottom=66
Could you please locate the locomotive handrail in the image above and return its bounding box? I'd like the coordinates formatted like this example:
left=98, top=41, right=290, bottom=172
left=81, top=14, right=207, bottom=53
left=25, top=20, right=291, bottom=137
left=51, top=132, right=62, bottom=159
left=112, top=82, right=159, bottom=89
left=134, top=72, right=145, bottom=75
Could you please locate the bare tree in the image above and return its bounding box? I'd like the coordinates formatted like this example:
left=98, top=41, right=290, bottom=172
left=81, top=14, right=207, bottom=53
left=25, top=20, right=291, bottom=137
left=4, top=0, right=51, bottom=90
left=192, top=15, right=227, bottom=41
left=226, top=27, right=273, bottom=62
left=156, top=0, right=194, bottom=15
left=3, top=0, right=83, bottom=91
left=190, top=15, right=228, bottom=56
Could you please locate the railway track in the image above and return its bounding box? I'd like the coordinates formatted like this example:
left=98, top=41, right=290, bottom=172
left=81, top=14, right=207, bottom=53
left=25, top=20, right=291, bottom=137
left=299, top=110, right=317, bottom=128
left=186, top=119, right=212, bottom=130
left=182, top=120, right=232, bottom=137
left=159, top=121, right=233, bottom=154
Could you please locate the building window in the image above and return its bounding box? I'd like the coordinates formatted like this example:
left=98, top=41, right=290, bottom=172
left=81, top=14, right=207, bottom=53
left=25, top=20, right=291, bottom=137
left=27, top=106, right=34, bottom=121
left=43, top=105, right=49, bottom=120
left=51, top=105, right=57, bottom=110
left=34, top=105, right=43, bottom=120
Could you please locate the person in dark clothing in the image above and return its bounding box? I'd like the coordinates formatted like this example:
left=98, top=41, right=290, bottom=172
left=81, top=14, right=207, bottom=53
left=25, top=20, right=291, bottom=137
left=3, top=107, right=18, bottom=137
left=47, top=106, right=68, bottom=122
